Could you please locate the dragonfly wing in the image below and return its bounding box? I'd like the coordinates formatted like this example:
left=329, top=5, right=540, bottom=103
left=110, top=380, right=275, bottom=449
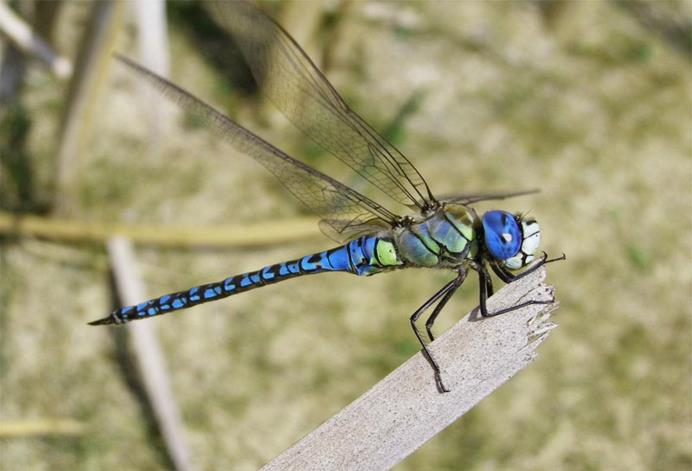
left=207, top=0, right=436, bottom=211
left=318, top=216, right=392, bottom=243
left=117, top=56, right=399, bottom=241
left=440, top=189, right=540, bottom=205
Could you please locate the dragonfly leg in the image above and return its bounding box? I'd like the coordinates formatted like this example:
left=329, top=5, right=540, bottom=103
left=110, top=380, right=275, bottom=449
left=410, top=273, right=465, bottom=393
left=492, top=252, right=566, bottom=284
left=478, top=263, right=554, bottom=318
left=484, top=266, right=495, bottom=297
left=424, top=269, right=467, bottom=342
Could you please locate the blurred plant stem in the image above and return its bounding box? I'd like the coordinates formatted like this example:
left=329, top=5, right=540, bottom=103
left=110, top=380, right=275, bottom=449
left=0, top=210, right=320, bottom=248
left=0, top=41, right=33, bottom=212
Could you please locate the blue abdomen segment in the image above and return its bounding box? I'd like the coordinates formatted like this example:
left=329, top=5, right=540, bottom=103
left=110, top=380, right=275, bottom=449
left=89, top=235, right=391, bottom=325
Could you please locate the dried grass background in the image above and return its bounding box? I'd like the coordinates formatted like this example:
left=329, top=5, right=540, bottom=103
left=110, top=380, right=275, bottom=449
left=1, top=1, right=690, bottom=470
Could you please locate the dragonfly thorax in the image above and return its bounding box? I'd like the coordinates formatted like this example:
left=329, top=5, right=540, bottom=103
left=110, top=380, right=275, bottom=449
left=393, top=206, right=477, bottom=269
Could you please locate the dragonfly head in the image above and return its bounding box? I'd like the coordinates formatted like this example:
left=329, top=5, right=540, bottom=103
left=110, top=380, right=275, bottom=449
left=481, top=210, right=541, bottom=270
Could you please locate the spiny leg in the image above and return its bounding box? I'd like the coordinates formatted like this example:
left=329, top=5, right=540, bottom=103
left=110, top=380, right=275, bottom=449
left=424, top=270, right=467, bottom=342
left=423, top=288, right=458, bottom=344
left=484, top=266, right=495, bottom=297
left=478, top=263, right=553, bottom=318
left=491, top=252, right=566, bottom=284
left=410, top=275, right=463, bottom=393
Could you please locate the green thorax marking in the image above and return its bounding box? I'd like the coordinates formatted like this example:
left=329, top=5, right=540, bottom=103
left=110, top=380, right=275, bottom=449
left=371, top=239, right=402, bottom=267
left=445, top=205, right=478, bottom=258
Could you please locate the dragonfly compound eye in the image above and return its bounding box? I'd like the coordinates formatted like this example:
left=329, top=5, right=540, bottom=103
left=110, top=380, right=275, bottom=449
left=482, top=210, right=522, bottom=260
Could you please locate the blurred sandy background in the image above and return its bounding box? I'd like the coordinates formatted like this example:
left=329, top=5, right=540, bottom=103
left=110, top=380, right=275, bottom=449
left=1, top=1, right=690, bottom=470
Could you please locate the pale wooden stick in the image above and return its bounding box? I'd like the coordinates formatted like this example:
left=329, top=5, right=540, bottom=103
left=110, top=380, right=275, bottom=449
left=0, top=210, right=319, bottom=248
left=263, top=266, right=558, bottom=471
left=0, top=419, right=84, bottom=438
left=105, top=8, right=194, bottom=470
left=55, top=0, right=125, bottom=210
left=0, top=1, right=72, bottom=78
left=108, top=236, right=195, bottom=471
left=132, top=0, right=171, bottom=146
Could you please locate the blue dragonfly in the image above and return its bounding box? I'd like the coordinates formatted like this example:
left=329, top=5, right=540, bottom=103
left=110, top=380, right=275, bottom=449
left=90, top=1, right=563, bottom=392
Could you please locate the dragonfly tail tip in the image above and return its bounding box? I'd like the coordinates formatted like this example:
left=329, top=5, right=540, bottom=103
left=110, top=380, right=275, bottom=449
left=88, top=316, right=116, bottom=326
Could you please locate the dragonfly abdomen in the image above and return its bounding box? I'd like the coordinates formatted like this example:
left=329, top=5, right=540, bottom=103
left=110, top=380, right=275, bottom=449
left=90, top=235, right=400, bottom=325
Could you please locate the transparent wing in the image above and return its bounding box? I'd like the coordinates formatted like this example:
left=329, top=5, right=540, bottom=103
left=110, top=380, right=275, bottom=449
left=207, top=0, right=436, bottom=211
left=117, top=56, right=399, bottom=242
left=318, top=216, right=392, bottom=243
left=439, top=189, right=540, bottom=205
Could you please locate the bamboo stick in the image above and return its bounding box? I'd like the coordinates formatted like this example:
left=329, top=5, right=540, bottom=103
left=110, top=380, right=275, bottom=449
left=107, top=236, right=194, bottom=471
left=0, top=2, right=72, bottom=78
left=107, top=5, right=189, bottom=470
left=54, top=0, right=125, bottom=210
left=0, top=211, right=320, bottom=248
left=0, top=419, right=85, bottom=438
left=132, top=0, right=171, bottom=146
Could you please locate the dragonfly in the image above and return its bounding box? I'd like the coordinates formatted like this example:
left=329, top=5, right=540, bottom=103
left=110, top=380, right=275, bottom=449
left=90, top=1, right=563, bottom=392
